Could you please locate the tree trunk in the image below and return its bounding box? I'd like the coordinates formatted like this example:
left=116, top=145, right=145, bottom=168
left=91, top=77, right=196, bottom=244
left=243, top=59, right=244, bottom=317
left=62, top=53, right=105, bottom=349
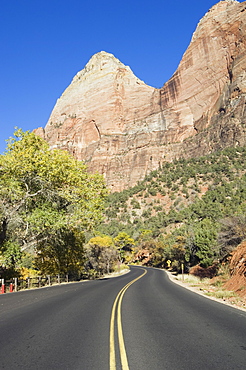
left=0, top=219, right=7, bottom=247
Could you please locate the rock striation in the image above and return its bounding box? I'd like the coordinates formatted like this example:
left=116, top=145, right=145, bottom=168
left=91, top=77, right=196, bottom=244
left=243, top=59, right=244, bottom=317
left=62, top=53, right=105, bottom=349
left=35, top=0, right=246, bottom=191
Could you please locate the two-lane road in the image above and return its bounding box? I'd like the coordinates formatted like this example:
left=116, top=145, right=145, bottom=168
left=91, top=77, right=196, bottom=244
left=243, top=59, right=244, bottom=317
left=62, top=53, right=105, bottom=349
left=121, top=267, right=246, bottom=370
left=0, top=266, right=245, bottom=369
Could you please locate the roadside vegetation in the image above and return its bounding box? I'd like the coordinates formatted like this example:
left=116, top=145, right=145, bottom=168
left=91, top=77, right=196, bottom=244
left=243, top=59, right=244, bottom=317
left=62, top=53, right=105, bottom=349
left=0, top=129, right=108, bottom=279
left=98, top=145, right=246, bottom=272
left=172, top=265, right=245, bottom=309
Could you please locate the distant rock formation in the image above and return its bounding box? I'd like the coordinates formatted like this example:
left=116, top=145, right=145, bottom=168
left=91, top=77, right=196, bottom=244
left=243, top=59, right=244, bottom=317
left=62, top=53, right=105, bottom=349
left=35, top=0, right=246, bottom=191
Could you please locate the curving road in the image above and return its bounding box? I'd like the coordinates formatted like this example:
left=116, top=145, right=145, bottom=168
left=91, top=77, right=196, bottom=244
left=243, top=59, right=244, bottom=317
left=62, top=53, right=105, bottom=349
left=0, top=266, right=245, bottom=369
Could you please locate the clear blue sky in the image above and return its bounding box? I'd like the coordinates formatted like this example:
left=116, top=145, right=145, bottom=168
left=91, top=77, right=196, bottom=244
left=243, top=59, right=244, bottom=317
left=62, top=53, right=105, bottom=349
left=0, top=0, right=240, bottom=153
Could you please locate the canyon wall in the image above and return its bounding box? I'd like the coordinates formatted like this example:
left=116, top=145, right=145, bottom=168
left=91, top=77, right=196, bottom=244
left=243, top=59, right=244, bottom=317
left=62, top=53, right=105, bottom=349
left=35, top=0, right=246, bottom=191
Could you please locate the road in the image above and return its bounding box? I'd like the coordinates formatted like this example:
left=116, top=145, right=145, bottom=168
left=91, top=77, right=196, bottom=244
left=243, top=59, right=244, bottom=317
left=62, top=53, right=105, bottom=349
left=0, top=266, right=245, bottom=369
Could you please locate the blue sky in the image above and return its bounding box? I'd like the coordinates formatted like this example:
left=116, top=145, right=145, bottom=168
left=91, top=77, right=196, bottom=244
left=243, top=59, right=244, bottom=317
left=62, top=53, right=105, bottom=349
left=0, top=0, right=240, bottom=153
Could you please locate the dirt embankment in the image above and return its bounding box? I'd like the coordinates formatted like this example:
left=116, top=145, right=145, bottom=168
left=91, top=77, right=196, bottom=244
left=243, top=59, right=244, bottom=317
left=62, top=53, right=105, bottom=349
left=223, top=241, right=246, bottom=300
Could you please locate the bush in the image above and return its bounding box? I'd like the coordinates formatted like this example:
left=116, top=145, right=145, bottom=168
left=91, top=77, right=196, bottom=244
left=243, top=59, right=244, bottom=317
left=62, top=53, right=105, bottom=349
left=189, top=264, right=219, bottom=279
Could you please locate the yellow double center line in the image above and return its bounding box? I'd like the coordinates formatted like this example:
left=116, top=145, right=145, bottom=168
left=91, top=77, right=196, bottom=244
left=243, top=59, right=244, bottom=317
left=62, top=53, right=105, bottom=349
left=109, top=268, right=147, bottom=370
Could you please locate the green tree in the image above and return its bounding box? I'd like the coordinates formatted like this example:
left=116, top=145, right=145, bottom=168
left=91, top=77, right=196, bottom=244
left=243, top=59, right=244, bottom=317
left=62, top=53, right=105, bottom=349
left=0, top=240, right=22, bottom=278
left=114, top=232, right=135, bottom=262
left=34, top=228, right=85, bottom=276
left=192, top=218, right=219, bottom=267
left=0, top=129, right=107, bottom=276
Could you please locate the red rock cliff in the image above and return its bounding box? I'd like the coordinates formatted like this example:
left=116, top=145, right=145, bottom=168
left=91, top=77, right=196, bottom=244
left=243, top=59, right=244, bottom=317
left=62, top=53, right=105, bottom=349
left=35, top=0, right=246, bottom=191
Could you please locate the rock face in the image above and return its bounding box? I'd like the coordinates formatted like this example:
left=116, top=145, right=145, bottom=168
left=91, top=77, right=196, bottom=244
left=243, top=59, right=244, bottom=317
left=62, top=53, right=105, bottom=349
left=35, top=0, right=246, bottom=191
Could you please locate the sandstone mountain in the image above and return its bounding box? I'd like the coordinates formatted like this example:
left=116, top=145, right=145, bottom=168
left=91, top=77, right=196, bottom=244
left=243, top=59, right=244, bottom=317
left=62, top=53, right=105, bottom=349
left=35, top=0, right=246, bottom=191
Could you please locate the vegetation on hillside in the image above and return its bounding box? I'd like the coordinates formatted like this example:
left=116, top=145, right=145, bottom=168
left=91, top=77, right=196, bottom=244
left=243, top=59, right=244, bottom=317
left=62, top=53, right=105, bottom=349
left=98, top=146, right=246, bottom=270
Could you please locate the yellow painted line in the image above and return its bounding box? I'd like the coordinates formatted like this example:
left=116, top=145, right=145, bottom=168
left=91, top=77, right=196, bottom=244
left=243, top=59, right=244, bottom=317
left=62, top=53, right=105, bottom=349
left=109, top=268, right=147, bottom=370
left=109, top=292, right=118, bottom=369
left=117, top=286, right=129, bottom=370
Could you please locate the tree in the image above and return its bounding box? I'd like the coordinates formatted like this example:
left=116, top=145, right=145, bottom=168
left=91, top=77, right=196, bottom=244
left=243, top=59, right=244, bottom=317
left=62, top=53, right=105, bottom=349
left=34, top=228, right=85, bottom=276
left=84, top=236, right=119, bottom=277
left=114, top=232, right=135, bottom=262
left=218, top=215, right=246, bottom=259
left=0, top=240, right=22, bottom=278
left=0, top=129, right=107, bottom=276
left=192, top=218, right=219, bottom=267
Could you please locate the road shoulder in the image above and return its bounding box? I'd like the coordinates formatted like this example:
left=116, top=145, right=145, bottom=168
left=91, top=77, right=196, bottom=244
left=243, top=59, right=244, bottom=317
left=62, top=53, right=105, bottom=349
left=165, top=270, right=246, bottom=313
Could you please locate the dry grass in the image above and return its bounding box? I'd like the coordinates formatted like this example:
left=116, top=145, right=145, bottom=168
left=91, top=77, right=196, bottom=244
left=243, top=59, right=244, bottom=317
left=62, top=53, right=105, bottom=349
left=173, top=270, right=246, bottom=310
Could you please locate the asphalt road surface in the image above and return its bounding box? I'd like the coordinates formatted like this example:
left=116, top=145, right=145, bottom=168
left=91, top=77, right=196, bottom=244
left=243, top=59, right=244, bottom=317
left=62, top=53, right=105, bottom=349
left=0, top=266, right=245, bottom=369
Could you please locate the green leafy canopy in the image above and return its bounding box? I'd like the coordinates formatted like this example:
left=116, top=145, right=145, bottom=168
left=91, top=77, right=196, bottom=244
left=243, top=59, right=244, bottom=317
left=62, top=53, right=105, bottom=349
left=0, top=129, right=108, bottom=276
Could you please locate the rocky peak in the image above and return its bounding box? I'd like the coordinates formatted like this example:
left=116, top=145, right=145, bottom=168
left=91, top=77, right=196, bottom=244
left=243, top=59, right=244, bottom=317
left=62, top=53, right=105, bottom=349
left=72, top=51, right=142, bottom=85
left=192, top=0, right=240, bottom=41
left=35, top=1, right=246, bottom=191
